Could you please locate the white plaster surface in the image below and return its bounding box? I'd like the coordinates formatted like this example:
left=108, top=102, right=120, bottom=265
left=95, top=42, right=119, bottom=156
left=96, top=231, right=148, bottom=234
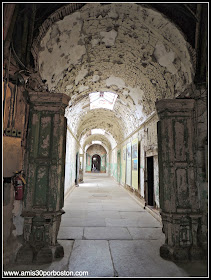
left=100, top=29, right=117, bottom=47
left=12, top=200, right=24, bottom=236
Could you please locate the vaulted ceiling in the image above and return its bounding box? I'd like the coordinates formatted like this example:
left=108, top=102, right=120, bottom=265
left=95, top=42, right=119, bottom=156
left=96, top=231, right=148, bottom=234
left=33, top=3, right=195, bottom=151
left=6, top=3, right=200, bottom=153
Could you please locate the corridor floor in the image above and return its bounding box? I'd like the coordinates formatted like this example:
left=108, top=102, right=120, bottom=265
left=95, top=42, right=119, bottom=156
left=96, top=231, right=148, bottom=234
left=4, top=175, right=207, bottom=277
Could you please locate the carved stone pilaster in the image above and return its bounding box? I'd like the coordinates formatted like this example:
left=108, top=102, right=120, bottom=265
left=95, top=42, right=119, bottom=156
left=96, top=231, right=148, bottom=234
left=156, top=99, right=204, bottom=261
left=16, top=91, right=70, bottom=264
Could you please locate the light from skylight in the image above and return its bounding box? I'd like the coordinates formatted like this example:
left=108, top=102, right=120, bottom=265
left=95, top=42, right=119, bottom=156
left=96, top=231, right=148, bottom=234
left=92, top=141, right=102, bottom=145
left=89, top=92, right=117, bottom=110
left=91, top=129, right=105, bottom=135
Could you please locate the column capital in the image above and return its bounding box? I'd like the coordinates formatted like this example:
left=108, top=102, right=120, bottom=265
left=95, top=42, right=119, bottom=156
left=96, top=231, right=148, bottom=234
left=156, top=98, right=195, bottom=116
left=28, top=91, right=70, bottom=112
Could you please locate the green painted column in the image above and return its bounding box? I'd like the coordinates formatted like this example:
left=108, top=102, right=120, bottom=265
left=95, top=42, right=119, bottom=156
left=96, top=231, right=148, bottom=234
left=156, top=99, right=204, bottom=261
left=16, top=91, right=70, bottom=264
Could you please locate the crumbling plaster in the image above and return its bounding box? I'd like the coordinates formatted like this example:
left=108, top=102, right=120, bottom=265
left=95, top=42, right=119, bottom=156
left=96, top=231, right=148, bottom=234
left=64, top=126, right=80, bottom=195
left=76, top=108, right=125, bottom=143
left=83, top=134, right=111, bottom=152
left=37, top=3, right=195, bottom=154
left=65, top=92, right=139, bottom=142
left=81, top=129, right=117, bottom=151
left=86, top=144, right=107, bottom=158
left=37, top=3, right=194, bottom=128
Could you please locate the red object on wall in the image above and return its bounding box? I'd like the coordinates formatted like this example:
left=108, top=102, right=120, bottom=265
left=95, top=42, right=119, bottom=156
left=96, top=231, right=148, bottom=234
left=14, top=175, right=24, bottom=200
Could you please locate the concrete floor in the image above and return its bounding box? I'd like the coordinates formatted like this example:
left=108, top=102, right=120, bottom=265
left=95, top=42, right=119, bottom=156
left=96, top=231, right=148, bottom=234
left=4, top=175, right=208, bottom=277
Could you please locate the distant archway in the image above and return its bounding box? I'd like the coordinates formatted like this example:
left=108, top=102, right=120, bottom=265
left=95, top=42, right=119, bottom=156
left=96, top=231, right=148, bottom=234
left=91, top=154, right=101, bottom=172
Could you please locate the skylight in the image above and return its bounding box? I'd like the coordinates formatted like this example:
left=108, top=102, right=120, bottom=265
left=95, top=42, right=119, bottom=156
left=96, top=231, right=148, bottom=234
left=92, top=141, right=102, bottom=145
left=91, top=129, right=105, bottom=135
left=89, top=92, right=118, bottom=110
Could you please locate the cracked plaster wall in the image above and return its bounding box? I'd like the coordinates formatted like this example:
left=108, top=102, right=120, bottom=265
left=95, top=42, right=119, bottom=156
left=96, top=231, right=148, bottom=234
left=3, top=136, right=25, bottom=264
left=83, top=134, right=111, bottom=152
left=86, top=144, right=107, bottom=158
left=65, top=93, right=138, bottom=141
left=76, top=109, right=126, bottom=143
left=64, top=126, right=80, bottom=195
left=110, top=114, right=159, bottom=207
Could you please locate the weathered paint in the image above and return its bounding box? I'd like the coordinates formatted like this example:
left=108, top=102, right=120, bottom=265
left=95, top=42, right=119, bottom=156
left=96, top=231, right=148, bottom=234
left=17, top=91, right=70, bottom=264
left=126, top=142, right=132, bottom=186
left=86, top=153, right=92, bottom=172
left=36, top=3, right=194, bottom=151
left=121, top=146, right=126, bottom=184
left=156, top=99, right=204, bottom=261
left=132, top=138, right=139, bottom=190
left=64, top=125, right=80, bottom=194
left=101, top=154, right=106, bottom=172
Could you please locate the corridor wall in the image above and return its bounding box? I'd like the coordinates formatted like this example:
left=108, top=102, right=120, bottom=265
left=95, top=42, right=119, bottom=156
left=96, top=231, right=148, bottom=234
left=121, top=146, right=126, bottom=184
left=64, top=126, right=80, bottom=195
left=111, top=113, right=160, bottom=209
left=126, top=142, right=132, bottom=186
left=110, top=148, right=117, bottom=180
left=101, top=154, right=106, bottom=172
left=132, top=138, right=139, bottom=190
left=86, top=153, right=92, bottom=171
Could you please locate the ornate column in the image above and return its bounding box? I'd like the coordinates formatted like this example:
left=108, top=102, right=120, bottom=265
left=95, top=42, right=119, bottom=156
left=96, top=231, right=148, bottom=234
left=156, top=99, right=204, bottom=261
left=16, top=91, right=70, bottom=264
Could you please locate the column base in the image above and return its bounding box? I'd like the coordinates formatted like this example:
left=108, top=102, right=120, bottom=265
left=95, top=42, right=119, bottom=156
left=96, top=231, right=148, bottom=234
left=189, top=246, right=206, bottom=260
left=160, top=244, right=206, bottom=261
left=16, top=243, right=64, bottom=264
left=16, top=244, right=34, bottom=264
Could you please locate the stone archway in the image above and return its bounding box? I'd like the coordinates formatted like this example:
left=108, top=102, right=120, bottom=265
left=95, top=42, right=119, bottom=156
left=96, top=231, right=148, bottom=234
left=18, top=3, right=206, bottom=263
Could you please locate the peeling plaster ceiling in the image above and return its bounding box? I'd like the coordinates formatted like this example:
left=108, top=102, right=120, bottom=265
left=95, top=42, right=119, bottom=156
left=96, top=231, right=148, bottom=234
left=76, top=108, right=125, bottom=143
left=37, top=3, right=195, bottom=149
left=86, top=144, right=107, bottom=157
left=83, top=134, right=112, bottom=152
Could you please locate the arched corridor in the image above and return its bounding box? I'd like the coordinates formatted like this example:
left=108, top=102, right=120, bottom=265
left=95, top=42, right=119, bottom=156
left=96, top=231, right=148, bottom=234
left=3, top=2, right=208, bottom=277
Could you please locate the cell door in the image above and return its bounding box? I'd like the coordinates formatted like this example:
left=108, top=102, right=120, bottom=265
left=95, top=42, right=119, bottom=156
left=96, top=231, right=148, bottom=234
left=75, top=152, right=79, bottom=185
left=147, top=156, right=154, bottom=206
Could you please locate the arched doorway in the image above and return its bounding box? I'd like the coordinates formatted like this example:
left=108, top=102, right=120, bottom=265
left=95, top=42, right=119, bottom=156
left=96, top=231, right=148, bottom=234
left=92, top=154, right=101, bottom=172
left=12, top=2, right=207, bottom=265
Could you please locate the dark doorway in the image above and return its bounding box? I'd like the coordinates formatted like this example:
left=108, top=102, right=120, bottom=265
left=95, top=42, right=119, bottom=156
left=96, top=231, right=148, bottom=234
left=75, top=152, right=79, bottom=185
left=92, top=154, right=101, bottom=172
left=147, top=156, right=154, bottom=206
